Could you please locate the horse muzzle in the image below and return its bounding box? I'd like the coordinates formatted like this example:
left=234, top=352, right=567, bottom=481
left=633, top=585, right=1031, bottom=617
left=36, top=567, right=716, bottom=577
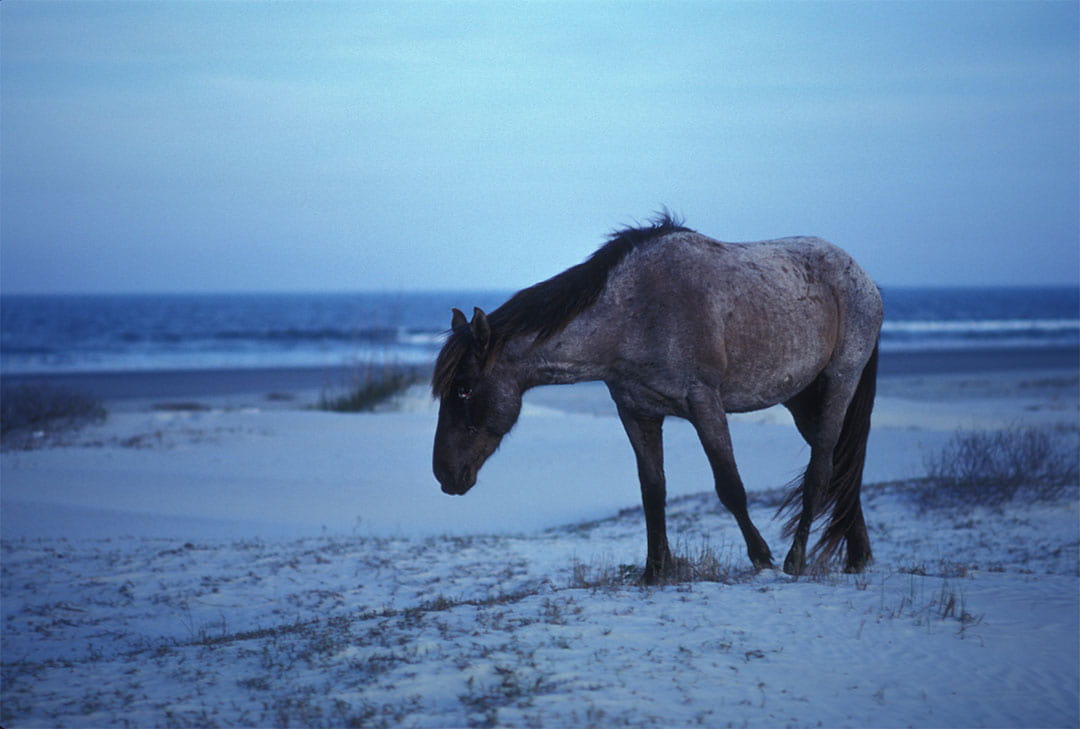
left=440, top=481, right=474, bottom=496
left=435, top=464, right=477, bottom=495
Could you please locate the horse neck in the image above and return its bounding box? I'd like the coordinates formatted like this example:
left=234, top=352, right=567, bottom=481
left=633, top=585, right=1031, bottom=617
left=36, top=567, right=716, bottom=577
left=500, top=318, right=611, bottom=391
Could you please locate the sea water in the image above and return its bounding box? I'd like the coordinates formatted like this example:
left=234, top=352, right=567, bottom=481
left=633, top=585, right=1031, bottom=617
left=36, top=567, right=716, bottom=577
left=1, top=287, right=1077, bottom=375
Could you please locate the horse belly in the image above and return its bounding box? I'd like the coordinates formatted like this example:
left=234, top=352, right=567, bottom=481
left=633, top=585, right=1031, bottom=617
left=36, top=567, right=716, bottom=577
left=719, top=363, right=822, bottom=413
left=713, top=293, right=837, bottom=413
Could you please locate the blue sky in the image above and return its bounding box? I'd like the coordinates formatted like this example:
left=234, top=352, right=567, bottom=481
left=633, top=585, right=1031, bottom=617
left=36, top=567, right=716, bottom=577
left=2, top=1, right=1077, bottom=293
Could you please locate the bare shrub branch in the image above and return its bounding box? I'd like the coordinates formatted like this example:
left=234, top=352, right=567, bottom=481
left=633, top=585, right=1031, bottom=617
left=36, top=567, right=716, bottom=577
left=919, top=425, right=1079, bottom=510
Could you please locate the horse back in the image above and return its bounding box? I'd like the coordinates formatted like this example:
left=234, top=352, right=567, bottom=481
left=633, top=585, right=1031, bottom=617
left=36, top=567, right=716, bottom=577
left=599, top=232, right=882, bottom=412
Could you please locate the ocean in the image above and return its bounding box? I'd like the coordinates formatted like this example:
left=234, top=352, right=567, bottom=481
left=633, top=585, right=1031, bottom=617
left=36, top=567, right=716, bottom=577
left=1, top=287, right=1077, bottom=376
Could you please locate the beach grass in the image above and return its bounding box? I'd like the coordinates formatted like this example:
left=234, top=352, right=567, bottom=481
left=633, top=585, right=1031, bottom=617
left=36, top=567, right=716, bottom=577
left=315, top=359, right=425, bottom=413
left=0, top=382, right=106, bottom=448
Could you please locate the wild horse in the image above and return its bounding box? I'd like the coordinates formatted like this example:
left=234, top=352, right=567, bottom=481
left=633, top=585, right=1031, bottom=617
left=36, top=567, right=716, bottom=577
left=432, top=214, right=882, bottom=582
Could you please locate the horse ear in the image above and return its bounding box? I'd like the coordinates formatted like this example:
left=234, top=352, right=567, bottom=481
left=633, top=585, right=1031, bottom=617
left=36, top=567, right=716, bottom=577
left=470, top=307, right=491, bottom=353
left=451, top=307, right=469, bottom=333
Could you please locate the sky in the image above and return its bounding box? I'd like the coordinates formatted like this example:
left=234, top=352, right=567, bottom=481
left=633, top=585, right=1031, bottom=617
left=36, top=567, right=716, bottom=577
left=1, top=1, right=1077, bottom=294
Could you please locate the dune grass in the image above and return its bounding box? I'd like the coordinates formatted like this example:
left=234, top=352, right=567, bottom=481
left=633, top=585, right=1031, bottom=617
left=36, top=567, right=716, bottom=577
left=1, top=382, right=107, bottom=449
left=316, top=359, right=425, bottom=413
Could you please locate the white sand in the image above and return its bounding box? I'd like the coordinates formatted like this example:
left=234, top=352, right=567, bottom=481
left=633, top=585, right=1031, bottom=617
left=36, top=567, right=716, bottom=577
left=1, top=368, right=1077, bottom=727
left=2, top=372, right=1074, bottom=540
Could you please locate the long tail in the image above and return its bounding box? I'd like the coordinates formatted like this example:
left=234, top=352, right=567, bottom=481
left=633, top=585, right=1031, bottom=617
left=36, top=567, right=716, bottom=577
left=781, top=342, right=879, bottom=564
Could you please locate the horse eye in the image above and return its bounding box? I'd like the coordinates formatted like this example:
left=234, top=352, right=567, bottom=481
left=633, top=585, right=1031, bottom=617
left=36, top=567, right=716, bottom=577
left=456, top=387, right=472, bottom=401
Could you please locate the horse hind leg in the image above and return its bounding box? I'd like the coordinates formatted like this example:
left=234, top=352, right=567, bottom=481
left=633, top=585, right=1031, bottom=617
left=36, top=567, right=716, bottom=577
left=782, top=363, right=875, bottom=575
left=688, top=389, right=774, bottom=571
left=781, top=377, right=849, bottom=575
left=842, top=502, right=872, bottom=573
left=782, top=447, right=836, bottom=575
left=824, top=347, right=879, bottom=573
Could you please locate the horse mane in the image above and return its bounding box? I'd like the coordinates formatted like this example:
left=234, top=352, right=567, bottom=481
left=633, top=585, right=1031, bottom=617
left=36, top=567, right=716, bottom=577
left=432, top=211, right=691, bottom=397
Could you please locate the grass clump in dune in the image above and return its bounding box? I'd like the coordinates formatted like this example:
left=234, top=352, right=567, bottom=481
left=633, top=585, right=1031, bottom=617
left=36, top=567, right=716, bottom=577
left=316, top=359, right=423, bottom=413
left=1, top=382, right=107, bottom=448
left=569, top=539, right=741, bottom=589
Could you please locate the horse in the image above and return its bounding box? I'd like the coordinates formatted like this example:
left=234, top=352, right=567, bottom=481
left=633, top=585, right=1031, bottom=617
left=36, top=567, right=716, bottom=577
left=432, top=213, right=883, bottom=583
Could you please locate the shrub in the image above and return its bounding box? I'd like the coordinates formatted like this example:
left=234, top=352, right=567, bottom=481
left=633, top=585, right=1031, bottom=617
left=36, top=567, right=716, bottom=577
left=1, top=382, right=107, bottom=447
left=919, top=425, right=1079, bottom=510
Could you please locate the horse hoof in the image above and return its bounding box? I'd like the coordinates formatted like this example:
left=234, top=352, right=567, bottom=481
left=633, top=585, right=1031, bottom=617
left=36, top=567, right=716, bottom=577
left=782, top=555, right=805, bottom=576
left=639, top=564, right=663, bottom=585
left=844, top=556, right=872, bottom=574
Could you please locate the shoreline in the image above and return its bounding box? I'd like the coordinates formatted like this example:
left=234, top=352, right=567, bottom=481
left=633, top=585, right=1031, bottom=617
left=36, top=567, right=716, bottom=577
left=0, top=363, right=385, bottom=404
left=0, top=347, right=1076, bottom=406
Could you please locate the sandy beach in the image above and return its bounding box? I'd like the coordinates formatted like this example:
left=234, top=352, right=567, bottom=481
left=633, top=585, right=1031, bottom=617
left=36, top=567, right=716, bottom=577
left=2, top=349, right=1077, bottom=727
left=2, top=346, right=1077, bottom=539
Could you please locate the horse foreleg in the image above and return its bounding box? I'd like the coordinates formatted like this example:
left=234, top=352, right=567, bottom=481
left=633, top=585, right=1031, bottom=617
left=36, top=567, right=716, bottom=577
left=615, top=407, right=672, bottom=584
left=688, top=391, right=774, bottom=571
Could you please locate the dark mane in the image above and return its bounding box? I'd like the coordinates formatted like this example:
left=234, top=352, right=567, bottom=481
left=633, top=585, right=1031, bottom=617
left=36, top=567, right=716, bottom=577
left=432, top=212, right=691, bottom=397
left=490, top=212, right=691, bottom=344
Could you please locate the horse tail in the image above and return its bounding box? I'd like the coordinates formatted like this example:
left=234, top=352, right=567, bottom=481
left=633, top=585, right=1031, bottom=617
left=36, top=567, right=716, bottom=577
left=814, top=342, right=878, bottom=564
left=779, top=342, right=879, bottom=566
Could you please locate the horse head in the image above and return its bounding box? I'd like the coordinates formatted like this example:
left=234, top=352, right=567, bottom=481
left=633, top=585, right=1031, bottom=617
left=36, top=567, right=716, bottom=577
left=432, top=307, right=522, bottom=495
